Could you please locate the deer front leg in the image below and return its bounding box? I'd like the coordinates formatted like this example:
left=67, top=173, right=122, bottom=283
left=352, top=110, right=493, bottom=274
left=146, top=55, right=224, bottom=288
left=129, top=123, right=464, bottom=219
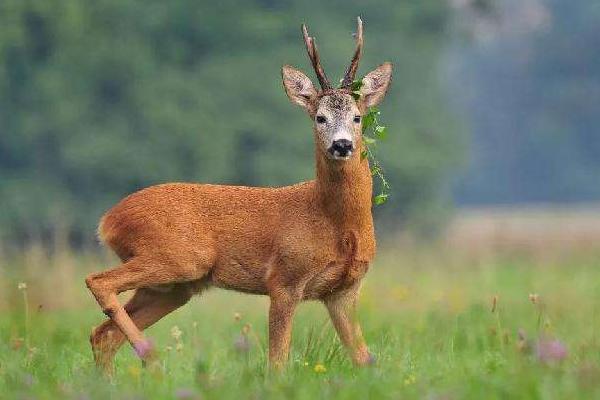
left=325, top=286, right=374, bottom=366
left=268, top=292, right=298, bottom=370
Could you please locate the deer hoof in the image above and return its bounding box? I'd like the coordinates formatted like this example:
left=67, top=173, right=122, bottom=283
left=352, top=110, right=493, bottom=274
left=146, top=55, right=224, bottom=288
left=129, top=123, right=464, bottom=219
left=366, top=352, right=377, bottom=365
left=133, top=339, right=155, bottom=360
left=355, top=351, right=376, bottom=366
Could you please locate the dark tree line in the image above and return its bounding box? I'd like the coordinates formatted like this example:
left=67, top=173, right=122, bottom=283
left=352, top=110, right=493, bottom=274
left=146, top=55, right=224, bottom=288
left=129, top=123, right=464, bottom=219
left=0, top=1, right=461, bottom=246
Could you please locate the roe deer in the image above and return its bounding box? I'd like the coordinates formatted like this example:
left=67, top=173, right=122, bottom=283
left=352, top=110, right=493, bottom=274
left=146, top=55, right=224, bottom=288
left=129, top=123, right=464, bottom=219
left=86, top=17, right=392, bottom=372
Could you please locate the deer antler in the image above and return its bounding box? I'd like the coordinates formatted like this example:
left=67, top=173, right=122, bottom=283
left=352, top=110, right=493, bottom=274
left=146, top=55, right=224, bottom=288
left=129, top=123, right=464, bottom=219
left=302, top=23, right=332, bottom=90
left=340, top=17, right=364, bottom=89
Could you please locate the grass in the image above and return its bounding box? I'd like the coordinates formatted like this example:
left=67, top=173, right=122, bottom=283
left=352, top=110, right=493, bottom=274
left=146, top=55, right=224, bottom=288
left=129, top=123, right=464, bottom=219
left=1, top=246, right=600, bottom=399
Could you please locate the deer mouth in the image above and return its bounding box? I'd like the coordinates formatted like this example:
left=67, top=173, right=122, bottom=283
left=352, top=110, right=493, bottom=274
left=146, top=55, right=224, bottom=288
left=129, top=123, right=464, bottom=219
left=328, top=138, right=354, bottom=160
left=329, top=149, right=353, bottom=160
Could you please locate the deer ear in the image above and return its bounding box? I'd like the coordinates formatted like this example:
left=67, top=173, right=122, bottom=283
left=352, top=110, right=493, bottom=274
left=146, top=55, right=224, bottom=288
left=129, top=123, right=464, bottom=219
left=282, top=65, right=317, bottom=111
left=360, top=62, right=393, bottom=108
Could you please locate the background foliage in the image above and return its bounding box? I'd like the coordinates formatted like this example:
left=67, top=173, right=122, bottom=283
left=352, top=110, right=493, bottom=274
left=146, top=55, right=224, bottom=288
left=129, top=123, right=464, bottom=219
left=0, top=0, right=459, bottom=245
left=2, top=0, right=599, bottom=247
left=451, top=0, right=600, bottom=204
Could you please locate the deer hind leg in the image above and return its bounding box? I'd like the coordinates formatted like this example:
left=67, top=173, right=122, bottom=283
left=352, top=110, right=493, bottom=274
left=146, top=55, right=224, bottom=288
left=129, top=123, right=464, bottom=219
left=90, top=284, right=195, bottom=372
left=86, top=255, right=213, bottom=363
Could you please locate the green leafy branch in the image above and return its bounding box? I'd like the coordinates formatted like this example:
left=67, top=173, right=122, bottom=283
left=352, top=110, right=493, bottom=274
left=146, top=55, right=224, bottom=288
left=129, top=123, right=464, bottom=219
left=351, top=79, right=390, bottom=206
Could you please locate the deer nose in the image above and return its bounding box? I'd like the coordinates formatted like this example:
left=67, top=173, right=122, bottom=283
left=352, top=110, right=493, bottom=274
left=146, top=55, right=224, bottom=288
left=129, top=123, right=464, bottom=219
left=329, top=139, right=354, bottom=158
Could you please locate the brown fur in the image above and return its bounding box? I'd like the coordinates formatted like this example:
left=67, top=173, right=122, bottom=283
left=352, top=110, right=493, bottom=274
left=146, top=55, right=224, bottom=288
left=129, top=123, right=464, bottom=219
left=85, top=20, right=392, bottom=372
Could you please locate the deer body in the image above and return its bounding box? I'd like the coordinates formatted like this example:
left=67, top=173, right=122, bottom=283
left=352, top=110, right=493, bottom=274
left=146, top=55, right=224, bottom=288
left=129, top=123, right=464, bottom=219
left=86, top=17, right=391, bottom=371
left=99, top=158, right=374, bottom=299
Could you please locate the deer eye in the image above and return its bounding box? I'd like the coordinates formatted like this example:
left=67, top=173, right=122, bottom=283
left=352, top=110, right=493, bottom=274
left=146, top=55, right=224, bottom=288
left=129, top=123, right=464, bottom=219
left=316, top=115, right=327, bottom=124
left=353, top=115, right=361, bottom=123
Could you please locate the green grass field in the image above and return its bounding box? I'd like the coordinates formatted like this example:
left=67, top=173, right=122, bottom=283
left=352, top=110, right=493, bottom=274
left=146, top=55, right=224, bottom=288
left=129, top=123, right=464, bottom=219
left=1, top=247, right=600, bottom=399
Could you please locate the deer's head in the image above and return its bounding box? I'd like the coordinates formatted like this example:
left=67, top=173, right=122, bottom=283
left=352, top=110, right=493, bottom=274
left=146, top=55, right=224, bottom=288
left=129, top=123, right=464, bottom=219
left=282, top=17, right=392, bottom=161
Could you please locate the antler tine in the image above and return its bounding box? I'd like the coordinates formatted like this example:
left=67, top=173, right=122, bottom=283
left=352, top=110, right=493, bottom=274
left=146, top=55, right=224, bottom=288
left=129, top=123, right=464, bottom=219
left=301, top=23, right=332, bottom=90
left=340, top=16, right=364, bottom=89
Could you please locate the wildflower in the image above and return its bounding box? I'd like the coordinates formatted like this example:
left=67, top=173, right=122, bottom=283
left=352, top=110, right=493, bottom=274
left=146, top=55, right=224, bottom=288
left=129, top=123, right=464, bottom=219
left=491, top=295, right=498, bottom=313
left=502, top=330, right=510, bottom=345
left=403, top=374, right=416, bottom=386
left=174, top=388, right=197, bottom=400
left=11, top=338, right=24, bottom=351
left=18, top=282, right=27, bottom=290
left=171, top=326, right=183, bottom=341
left=365, top=352, right=377, bottom=365
left=242, top=323, right=251, bottom=335
left=392, top=285, right=410, bottom=301
left=166, top=345, right=173, bottom=352
left=314, top=364, right=327, bottom=373
left=176, top=342, right=184, bottom=352
left=233, top=334, right=250, bottom=353
left=22, top=373, right=35, bottom=387
left=304, top=361, right=309, bottom=367
left=234, top=312, right=242, bottom=322
left=128, top=365, right=142, bottom=379
left=529, top=293, right=539, bottom=304
left=536, top=338, right=567, bottom=364
left=516, top=328, right=530, bottom=353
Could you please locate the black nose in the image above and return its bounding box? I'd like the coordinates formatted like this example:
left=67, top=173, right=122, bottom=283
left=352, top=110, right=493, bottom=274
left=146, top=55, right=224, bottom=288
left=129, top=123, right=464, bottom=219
left=330, top=139, right=354, bottom=158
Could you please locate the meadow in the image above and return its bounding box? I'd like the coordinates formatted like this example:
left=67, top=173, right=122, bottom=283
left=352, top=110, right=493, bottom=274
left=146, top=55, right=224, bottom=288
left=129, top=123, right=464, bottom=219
left=1, top=239, right=600, bottom=399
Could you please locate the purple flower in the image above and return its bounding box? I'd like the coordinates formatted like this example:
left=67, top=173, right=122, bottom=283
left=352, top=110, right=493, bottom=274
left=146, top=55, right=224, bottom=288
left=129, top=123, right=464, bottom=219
left=175, top=388, right=197, bottom=399
left=133, top=339, right=154, bottom=359
left=234, top=334, right=250, bottom=353
left=536, top=338, right=568, bottom=363
left=22, top=373, right=35, bottom=387
left=366, top=352, right=377, bottom=365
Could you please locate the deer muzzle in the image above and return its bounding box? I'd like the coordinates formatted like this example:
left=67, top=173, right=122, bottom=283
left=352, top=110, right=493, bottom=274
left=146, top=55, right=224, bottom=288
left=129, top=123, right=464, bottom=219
left=329, top=139, right=354, bottom=160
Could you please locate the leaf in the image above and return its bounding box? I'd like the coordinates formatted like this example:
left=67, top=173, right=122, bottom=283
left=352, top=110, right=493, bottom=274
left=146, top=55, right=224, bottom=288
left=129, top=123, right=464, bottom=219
left=374, top=193, right=388, bottom=205
left=363, top=136, right=376, bottom=145
left=351, top=79, right=364, bottom=91
left=369, top=106, right=380, bottom=116
left=374, top=125, right=387, bottom=139
left=361, top=150, right=368, bottom=160
left=362, top=113, right=376, bottom=131
left=370, top=165, right=381, bottom=175
left=351, top=91, right=361, bottom=100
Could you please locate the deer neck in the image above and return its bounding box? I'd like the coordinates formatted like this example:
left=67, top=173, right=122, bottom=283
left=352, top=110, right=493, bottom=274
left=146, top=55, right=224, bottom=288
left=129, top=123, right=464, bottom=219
left=314, top=145, right=373, bottom=228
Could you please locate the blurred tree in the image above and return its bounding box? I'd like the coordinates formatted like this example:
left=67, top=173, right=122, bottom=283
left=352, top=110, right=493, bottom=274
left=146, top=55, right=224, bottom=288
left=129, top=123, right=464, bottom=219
left=451, top=0, right=600, bottom=205
left=0, top=0, right=460, bottom=246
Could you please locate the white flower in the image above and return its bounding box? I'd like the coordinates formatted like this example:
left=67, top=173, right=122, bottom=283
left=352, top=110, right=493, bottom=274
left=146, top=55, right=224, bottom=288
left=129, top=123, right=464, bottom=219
left=171, top=326, right=182, bottom=341
left=17, top=282, right=27, bottom=290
